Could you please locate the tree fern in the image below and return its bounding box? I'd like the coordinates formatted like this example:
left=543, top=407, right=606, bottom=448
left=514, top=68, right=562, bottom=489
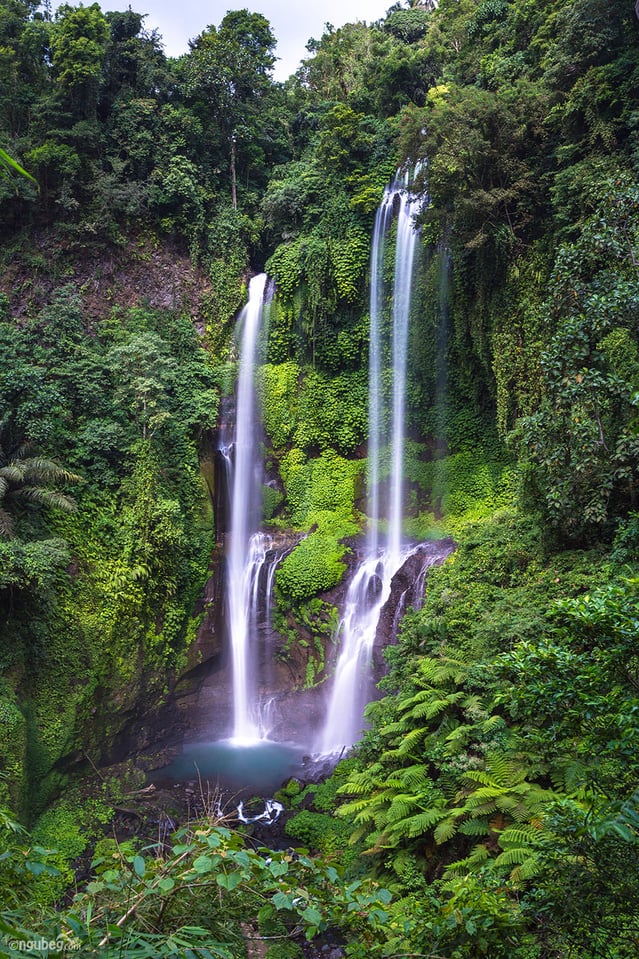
left=384, top=795, right=421, bottom=824
left=458, top=818, right=491, bottom=836
left=493, top=846, right=532, bottom=868
left=444, top=843, right=490, bottom=877
left=0, top=444, right=81, bottom=539
left=434, top=816, right=459, bottom=844
left=402, top=808, right=448, bottom=838
left=387, top=726, right=428, bottom=757
left=460, top=770, right=503, bottom=789
left=336, top=797, right=373, bottom=819
left=497, top=824, right=544, bottom=846
left=406, top=697, right=457, bottom=721
left=398, top=764, right=432, bottom=789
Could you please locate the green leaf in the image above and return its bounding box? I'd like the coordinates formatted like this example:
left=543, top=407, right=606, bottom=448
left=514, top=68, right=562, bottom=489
left=158, top=876, right=175, bottom=893
left=301, top=905, right=323, bottom=925
left=133, top=855, right=146, bottom=878
left=216, top=871, right=242, bottom=891
left=272, top=890, right=294, bottom=910
left=0, top=147, right=37, bottom=184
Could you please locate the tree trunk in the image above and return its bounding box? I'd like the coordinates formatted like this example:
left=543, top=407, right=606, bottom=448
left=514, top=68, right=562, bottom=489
left=230, top=134, right=237, bottom=210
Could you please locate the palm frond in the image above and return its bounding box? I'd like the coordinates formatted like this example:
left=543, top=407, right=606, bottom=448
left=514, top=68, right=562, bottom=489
left=0, top=508, right=14, bottom=538
left=15, top=487, right=77, bottom=512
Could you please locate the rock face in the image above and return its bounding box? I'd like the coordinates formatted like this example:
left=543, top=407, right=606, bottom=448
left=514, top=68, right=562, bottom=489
left=153, top=534, right=455, bottom=759
left=373, top=538, right=455, bottom=673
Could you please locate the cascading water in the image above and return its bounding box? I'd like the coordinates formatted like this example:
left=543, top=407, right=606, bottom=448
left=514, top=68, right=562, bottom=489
left=388, top=170, right=422, bottom=569
left=226, top=273, right=268, bottom=743
left=320, top=167, right=424, bottom=755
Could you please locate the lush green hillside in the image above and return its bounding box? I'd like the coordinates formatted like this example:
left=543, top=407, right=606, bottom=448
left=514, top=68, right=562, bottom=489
left=1, top=0, right=638, bottom=956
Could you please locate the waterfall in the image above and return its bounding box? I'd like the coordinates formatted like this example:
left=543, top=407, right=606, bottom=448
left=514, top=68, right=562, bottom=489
left=367, top=188, right=395, bottom=556
left=226, top=273, right=268, bottom=744
left=389, top=170, right=422, bottom=568
left=320, top=167, right=424, bottom=755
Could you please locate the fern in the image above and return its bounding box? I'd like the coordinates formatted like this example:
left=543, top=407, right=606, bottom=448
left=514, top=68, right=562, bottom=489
left=458, top=818, right=491, bottom=836
left=434, top=817, right=459, bottom=844
left=336, top=797, right=373, bottom=818
left=407, top=699, right=452, bottom=720
left=461, top=693, right=485, bottom=719
left=444, top=843, right=490, bottom=877
left=398, top=765, right=432, bottom=789
left=459, top=769, right=500, bottom=789
left=493, top=846, right=531, bottom=868
left=486, top=752, right=524, bottom=785
left=385, top=795, right=421, bottom=824
left=498, top=824, right=543, bottom=846
left=494, top=795, right=523, bottom=815
left=395, top=726, right=429, bottom=754
left=397, top=689, right=434, bottom=711
left=511, top=855, right=542, bottom=882
left=402, top=808, right=448, bottom=838
left=481, top=714, right=507, bottom=734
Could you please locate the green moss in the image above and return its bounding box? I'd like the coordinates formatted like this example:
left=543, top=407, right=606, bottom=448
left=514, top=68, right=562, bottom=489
left=397, top=508, right=609, bottom=663
left=419, top=449, right=515, bottom=533
left=276, top=533, right=347, bottom=601
left=265, top=943, right=304, bottom=959
left=279, top=449, right=360, bottom=530
left=285, top=808, right=354, bottom=863
left=259, top=364, right=368, bottom=456
left=0, top=695, right=27, bottom=810
left=259, top=362, right=301, bottom=449
left=31, top=794, right=112, bottom=903
left=274, top=777, right=303, bottom=804
left=273, top=598, right=338, bottom=688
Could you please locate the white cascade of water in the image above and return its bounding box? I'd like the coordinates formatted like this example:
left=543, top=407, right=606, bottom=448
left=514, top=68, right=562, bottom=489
left=320, top=167, right=423, bottom=755
left=227, top=273, right=268, bottom=744
left=367, top=188, right=396, bottom=556
left=388, top=168, right=422, bottom=568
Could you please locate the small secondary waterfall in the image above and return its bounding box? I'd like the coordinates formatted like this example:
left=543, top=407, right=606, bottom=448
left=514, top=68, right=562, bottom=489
left=321, top=167, right=424, bottom=754
left=226, top=273, right=268, bottom=743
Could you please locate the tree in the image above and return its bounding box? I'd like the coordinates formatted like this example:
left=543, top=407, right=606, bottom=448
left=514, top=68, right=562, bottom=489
left=107, top=332, right=174, bottom=442
left=183, top=10, right=276, bottom=207
left=50, top=3, right=109, bottom=119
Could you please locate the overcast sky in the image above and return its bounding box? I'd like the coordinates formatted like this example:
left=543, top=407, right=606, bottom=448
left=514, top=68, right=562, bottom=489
left=77, top=1, right=395, bottom=81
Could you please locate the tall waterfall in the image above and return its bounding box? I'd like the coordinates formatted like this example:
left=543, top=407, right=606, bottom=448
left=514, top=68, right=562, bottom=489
left=320, top=167, right=424, bottom=754
left=226, top=273, right=268, bottom=743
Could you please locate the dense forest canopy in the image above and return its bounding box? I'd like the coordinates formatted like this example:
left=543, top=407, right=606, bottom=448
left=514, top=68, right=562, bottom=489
left=1, top=0, right=639, bottom=956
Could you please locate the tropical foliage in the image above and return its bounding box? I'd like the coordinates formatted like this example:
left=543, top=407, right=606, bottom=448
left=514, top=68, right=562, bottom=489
left=1, top=0, right=639, bottom=956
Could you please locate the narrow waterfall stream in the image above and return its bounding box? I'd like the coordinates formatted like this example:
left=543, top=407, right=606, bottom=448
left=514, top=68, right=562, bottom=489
left=320, top=167, right=426, bottom=755
left=226, top=273, right=268, bottom=743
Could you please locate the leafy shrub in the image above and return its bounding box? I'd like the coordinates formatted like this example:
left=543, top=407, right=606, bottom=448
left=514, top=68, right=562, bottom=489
left=276, top=532, right=348, bottom=600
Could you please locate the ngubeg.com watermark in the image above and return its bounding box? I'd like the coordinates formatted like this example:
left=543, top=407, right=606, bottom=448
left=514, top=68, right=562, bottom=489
left=5, top=937, right=80, bottom=953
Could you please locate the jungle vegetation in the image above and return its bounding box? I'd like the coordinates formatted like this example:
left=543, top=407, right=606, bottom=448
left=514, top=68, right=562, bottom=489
left=1, top=0, right=639, bottom=956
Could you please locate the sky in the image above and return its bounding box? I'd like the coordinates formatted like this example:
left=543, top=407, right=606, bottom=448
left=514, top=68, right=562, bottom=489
left=65, top=1, right=396, bottom=81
